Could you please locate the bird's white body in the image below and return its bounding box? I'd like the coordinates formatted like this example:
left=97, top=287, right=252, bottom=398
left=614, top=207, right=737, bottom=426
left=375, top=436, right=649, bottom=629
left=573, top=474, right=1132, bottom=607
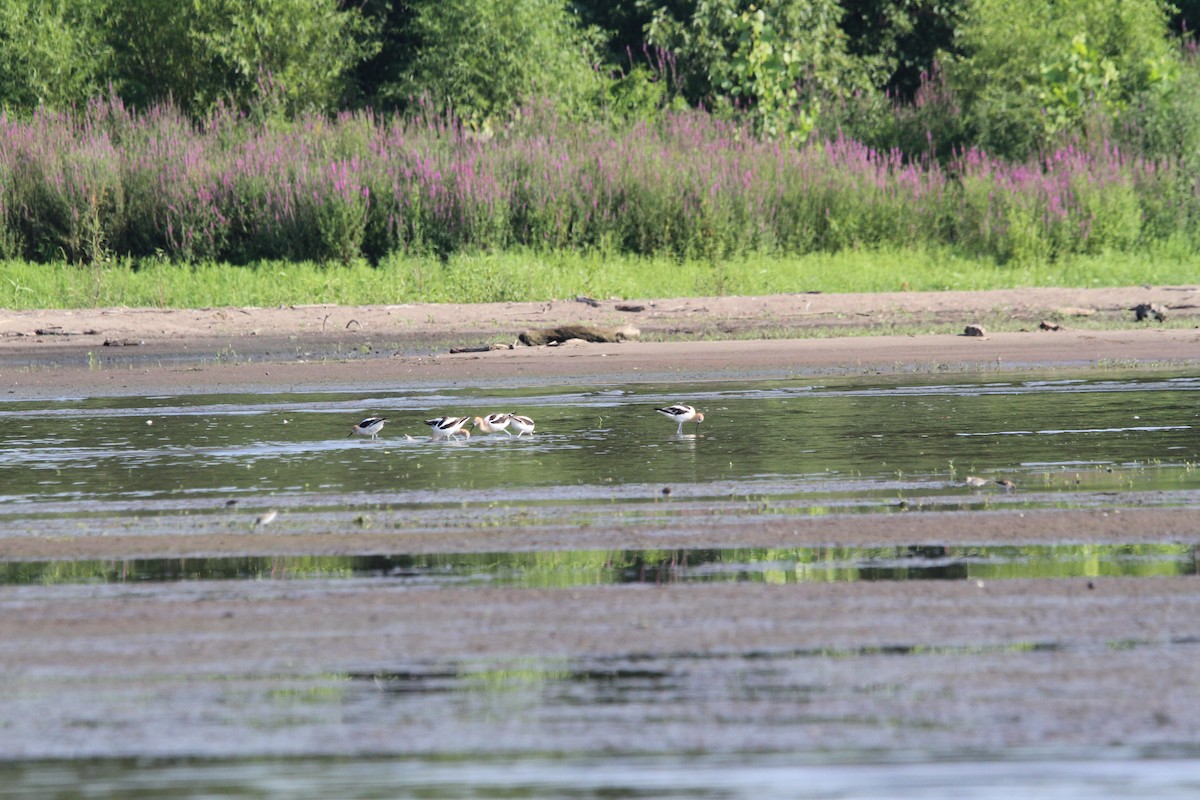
left=473, top=413, right=513, bottom=435
left=349, top=416, right=387, bottom=439
left=655, top=404, right=704, bottom=435
left=425, top=416, right=471, bottom=440
left=507, top=414, right=536, bottom=437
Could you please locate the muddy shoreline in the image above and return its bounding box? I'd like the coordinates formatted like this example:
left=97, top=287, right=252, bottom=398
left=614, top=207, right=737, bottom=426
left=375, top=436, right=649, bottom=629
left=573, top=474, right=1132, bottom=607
left=7, top=328, right=1200, bottom=400
left=0, top=505, right=1194, bottom=562
left=4, top=290, right=1200, bottom=399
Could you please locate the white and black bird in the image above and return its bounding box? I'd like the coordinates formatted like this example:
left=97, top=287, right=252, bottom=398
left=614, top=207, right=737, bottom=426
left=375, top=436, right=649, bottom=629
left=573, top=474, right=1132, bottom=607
left=473, top=413, right=513, bottom=435
left=425, top=416, right=471, bottom=440
left=655, top=404, right=704, bottom=435
left=349, top=416, right=387, bottom=439
left=506, top=414, right=536, bottom=437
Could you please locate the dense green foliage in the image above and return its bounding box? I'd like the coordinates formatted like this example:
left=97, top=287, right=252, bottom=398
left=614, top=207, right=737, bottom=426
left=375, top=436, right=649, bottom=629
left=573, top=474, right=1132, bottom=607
left=0, top=0, right=1195, bottom=160
left=945, top=0, right=1181, bottom=157
left=645, top=0, right=874, bottom=141
left=0, top=0, right=373, bottom=117
left=0, top=0, right=109, bottom=109
left=387, top=0, right=601, bottom=125
left=2, top=0, right=1200, bottom=306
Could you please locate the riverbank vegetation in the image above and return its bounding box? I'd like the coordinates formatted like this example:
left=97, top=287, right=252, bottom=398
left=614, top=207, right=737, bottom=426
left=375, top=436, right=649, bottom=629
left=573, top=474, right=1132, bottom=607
left=5, top=249, right=1197, bottom=310
left=1, top=0, right=1199, bottom=307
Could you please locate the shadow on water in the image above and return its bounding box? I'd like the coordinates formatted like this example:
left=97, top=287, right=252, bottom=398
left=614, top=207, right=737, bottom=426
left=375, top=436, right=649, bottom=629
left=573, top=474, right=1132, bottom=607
left=1, top=543, right=1194, bottom=587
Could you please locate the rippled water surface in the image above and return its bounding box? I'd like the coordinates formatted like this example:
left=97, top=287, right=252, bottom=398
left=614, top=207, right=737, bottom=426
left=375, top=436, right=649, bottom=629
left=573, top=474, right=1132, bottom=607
left=8, top=753, right=1200, bottom=800
left=3, top=373, right=1198, bottom=508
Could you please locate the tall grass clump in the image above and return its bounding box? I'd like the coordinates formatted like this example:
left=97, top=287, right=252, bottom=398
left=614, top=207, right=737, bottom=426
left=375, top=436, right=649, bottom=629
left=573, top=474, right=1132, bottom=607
left=1, top=99, right=127, bottom=264
left=2, top=93, right=1200, bottom=277
left=954, top=142, right=1152, bottom=263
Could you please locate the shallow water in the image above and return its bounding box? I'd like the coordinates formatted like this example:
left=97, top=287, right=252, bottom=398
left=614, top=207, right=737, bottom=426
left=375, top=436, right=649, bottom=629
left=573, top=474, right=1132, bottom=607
left=2, top=373, right=1198, bottom=510
left=3, top=371, right=1200, bottom=795
left=8, top=752, right=1200, bottom=799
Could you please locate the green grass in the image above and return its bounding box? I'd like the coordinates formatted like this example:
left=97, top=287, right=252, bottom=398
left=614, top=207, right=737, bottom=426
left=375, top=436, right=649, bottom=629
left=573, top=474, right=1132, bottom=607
left=2, top=247, right=1198, bottom=310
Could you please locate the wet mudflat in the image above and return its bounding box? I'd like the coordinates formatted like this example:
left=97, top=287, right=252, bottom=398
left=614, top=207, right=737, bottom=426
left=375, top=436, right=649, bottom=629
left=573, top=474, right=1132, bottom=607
left=2, top=366, right=1200, bottom=797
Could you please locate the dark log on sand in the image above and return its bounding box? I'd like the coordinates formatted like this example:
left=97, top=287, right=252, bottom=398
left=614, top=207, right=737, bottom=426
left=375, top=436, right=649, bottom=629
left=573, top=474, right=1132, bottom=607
left=518, top=324, right=640, bottom=346
left=1132, top=303, right=1167, bottom=322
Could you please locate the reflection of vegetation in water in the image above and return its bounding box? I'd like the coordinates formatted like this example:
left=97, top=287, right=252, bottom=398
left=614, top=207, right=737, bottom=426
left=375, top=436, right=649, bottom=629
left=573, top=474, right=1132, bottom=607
left=2, top=544, right=1193, bottom=587
left=964, top=544, right=1194, bottom=581
left=267, top=677, right=352, bottom=711
left=458, top=659, right=575, bottom=712
left=0, top=556, right=357, bottom=586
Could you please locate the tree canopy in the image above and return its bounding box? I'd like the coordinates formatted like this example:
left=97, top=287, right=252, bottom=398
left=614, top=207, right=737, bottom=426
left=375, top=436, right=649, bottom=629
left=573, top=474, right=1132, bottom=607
left=0, top=0, right=1196, bottom=160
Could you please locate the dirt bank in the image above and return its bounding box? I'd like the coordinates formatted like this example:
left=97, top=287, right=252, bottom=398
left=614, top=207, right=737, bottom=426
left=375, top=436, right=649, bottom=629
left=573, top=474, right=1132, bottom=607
left=3, top=285, right=1200, bottom=398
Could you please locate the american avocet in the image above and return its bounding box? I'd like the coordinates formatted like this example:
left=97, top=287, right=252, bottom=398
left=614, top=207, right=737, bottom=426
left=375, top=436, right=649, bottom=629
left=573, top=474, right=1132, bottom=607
left=655, top=404, right=704, bottom=435
left=506, top=414, right=535, bottom=437
left=425, top=416, right=471, bottom=440
left=348, top=416, right=387, bottom=439
left=473, top=413, right=513, bottom=435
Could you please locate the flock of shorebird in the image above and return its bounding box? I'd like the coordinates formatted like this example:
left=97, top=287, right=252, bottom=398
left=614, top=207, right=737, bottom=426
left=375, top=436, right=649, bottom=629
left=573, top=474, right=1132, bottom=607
left=347, top=402, right=1015, bottom=489
left=348, top=404, right=705, bottom=441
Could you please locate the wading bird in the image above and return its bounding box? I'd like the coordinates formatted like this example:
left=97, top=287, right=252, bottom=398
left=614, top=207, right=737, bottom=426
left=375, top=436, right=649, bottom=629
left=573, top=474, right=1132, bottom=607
left=506, top=414, right=536, bottom=437
left=348, top=416, right=387, bottom=439
left=425, top=416, right=471, bottom=440
left=655, top=404, right=704, bottom=435
left=473, top=413, right=513, bottom=435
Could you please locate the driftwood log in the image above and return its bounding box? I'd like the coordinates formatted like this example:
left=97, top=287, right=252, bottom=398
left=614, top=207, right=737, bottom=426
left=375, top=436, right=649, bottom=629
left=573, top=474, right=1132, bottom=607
left=1132, top=303, right=1167, bottom=322
left=518, top=324, right=640, bottom=346
left=448, top=343, right=515, bottom=354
